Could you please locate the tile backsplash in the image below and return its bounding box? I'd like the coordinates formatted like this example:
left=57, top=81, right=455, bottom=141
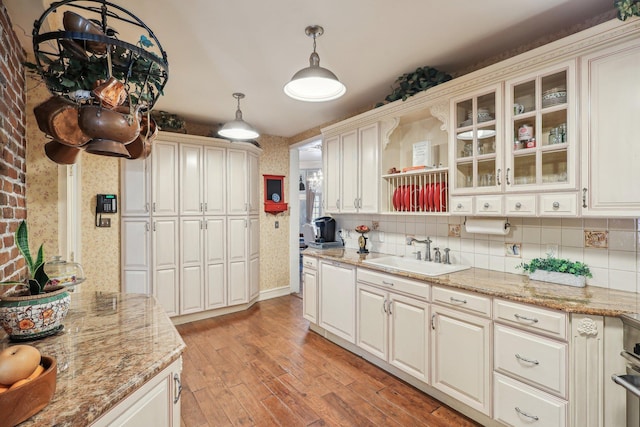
left=333, top=215, right=639, bottom=293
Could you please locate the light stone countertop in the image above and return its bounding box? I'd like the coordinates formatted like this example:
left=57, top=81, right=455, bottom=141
left=303, top=248, right=640, bottom=317
left=0, top=291, right=186, bottom=426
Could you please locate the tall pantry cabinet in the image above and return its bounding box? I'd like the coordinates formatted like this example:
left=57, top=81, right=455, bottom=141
left=121, top=132, right=261, bottom=320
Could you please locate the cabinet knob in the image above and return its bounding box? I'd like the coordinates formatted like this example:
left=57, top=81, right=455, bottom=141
left=515, top=202, right=522, bottom=209
left=552, top=201, right=560, bottom=209
left=457, top=203, right=463, bottom=209
left=483, top=202, right=490, bottom=209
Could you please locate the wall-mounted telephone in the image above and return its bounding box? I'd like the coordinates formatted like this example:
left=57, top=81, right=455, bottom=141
left=96, top=194, right=117, bottom=227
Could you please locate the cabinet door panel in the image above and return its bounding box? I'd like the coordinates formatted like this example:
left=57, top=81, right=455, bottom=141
left=155, top=268, right=178, bottom=317
left=432, top=305, right=491, bottom=415
left=122, top=219, right=150, bottom=295
left=180, top=219, right=204, bottom=314
left=358, top=123, right=379, bottom=213
left=249, top=256, right=260, bottom=300
left=180, top=144, right=203, bottom=216
left=228, top=260, right=247, bottom=305
left=204, top=147, right=226, bottom=215
left=227, top=149, right=248, bottom=215
left=227, top=218, right=247, bottom=262
left=581, top=39, right=640, bottom=216
left=153, top=218, right=179, bottom=316
left=324, top=136, right=341, bottom=212
left=248, top=152, right=260, bottom=215
left=248, top=217, right=260, bottom=259
left=206, top=263, right=225, bottom=309
left=389, top=294, right=429, bottom=382
left=356, top=284, right=387, bottom=360
left=205, top=218, right=226, bottom=263
left=319, top=262, right=356, bottom=342
left=340, top=130, right=359, bottom=213
left=152, top=142, right=179, bottom=216
left=123, top=270, right=149, bottom=295
left=303, top=269, right=318, bottom=323
left=121, top=158, right=149, bottom=216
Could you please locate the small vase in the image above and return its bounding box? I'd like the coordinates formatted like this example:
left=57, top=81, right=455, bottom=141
left=529, top=270, right=586, bottom=288
left=0, top=286, right=70, bottom=341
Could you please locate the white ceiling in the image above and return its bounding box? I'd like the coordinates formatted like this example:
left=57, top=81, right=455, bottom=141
left=5, top=0, right=613, bottom=138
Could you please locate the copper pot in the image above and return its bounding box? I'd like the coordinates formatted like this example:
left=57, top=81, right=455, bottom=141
left=126, top=116, right=157, bottom=159
left=62, top=11, right=107, bottom=55
left=44, top=140, right=82, bottom=165
left=34, top=96, right=91, bottom=147
left=84, top=139, right=131, bottom=158
left=78, top=105, right=140, bottom=144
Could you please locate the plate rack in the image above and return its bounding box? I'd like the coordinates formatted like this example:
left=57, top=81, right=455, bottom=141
left=383, top=168, right=449, bottom=214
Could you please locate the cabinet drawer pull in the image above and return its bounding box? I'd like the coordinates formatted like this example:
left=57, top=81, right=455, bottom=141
left=457, top=203, right=463, bottom=209
left=200, top=202, right=203, bottom=212
left=515, top=353, right=539, bottom=365
left=497, top=169, right=501, bottom=186
left=515, top=407, right=539, bottom=421
left=449, top=297, right=467, bottom=304
left=145, top=202, right=149, bottom=212
left=383, top=299, right=388, bottom=314
left=388, top=300, right=393, bottom=315
left=483, top=202, right=490, bottom=209
left=173, top=373, right=183, bottom=404
left=582, top=187, right=588, bottom=208
left=506, top=168, right=511, bottom=185
left=552, top=201, right=560, bottom=209
left=515, top=202, right=522, bottom=209
left=431, top=314, right=436, bottom=330
left=382, top=280, right=395, bottom=286
left=152, top=202, right=156, bottom=212
left=514, top=313, right=539, bottom=323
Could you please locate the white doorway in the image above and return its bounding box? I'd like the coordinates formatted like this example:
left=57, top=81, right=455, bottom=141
left=288, top=137, right=322, bottom=294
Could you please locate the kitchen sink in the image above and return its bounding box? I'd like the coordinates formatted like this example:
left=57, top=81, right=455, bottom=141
left=362, top=256, right=471, bottom=277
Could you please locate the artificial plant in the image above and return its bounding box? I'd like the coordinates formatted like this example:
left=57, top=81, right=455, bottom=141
left=519, top=255, right=592, bottom=278
left=1, top=221, right=50, bottom=295
left=376, top=66, right=452, bottom=107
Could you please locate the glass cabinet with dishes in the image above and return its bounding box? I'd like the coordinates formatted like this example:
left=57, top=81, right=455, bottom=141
left=505, top=60, right=577, bottom=192
left=450, top=84, right=502, bottom=194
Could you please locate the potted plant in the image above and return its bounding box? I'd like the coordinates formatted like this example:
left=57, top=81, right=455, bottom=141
left=0, top=221, right=71, bottom=341
left=519, top=255, right=592, bottom=288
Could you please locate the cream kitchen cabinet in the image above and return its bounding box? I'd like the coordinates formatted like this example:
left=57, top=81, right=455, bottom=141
left=121, top=157, right=150, bottom=216
left=228, top=216, right=249, bottom=305
left=302, top=256, right=318, bottom=323
left=431, top=302, right=492, bottom=416
left=122, top=218, right=151, bottom=295
left=151, top=141, right=179, bottom=216
left=319, top=260, right=356, bottom=342
left=92, top=357, right=182, bottom=427
left=248, top=216, right=260, bottom=300
left=227, top=149, right=260, bottom=215
left=152, top=217, right=179, bottom=317
left=580, top=37, right=640, bottom=216
left=179, top=144, right=226, bottom=216
left=356, top=279, right=430, bottom=382
left=323, top=123, right=379, bottom=214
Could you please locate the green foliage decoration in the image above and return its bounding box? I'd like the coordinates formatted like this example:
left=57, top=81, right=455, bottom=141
left=615, top=0, right=640, bottom=20
left=376, top=66, right=452, bottom=107
left=1, top=221, right=50, bottom=295
left=519, top=256, right=592, bottom=278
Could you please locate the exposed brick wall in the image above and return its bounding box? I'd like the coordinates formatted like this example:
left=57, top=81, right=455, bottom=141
left=0, top=1, right=27, bottom=283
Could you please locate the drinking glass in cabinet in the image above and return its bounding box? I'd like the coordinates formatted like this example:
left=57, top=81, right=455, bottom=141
left=541, top=151, right=568, bottom=183
left=513, top=154, right=536, bottom=185
left=513, top=80, right=535, bottom=113
left=542, top=109, right=567, bottom=146
left=478, top=160, right=496, bottom=187
left=457, top=163, right=473, bottom=188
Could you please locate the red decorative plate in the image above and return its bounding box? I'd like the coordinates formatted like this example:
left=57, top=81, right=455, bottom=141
left=418, top=186, right=425, bottom=211
left=426, top=183, right=434, bottom=211
left=404, top=185, right=417, bottom=211
left=440, top=184, right=448, bottom=211
left=433, top=183, right=441, bottom=212
left=392, top=187, right=401, bottom=211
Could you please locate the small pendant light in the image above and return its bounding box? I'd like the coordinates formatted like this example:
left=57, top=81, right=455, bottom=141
left=218, top=93, right=259, bottom=140
left=284, top=25, right=346, bottom=102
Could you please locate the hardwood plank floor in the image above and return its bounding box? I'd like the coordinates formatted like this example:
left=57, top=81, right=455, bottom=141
left=176, top=295, right=481, bottom=427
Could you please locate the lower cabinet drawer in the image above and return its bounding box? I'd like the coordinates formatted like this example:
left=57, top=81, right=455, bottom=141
left=302, top=256, right=318, bottom=270
left=356, top=268, right=429, bottom=300
left=494, top=324, right=567, bottom=398
left=494, top=373, right=567, bottom=427
left=494, top=299, right=568, bottom=340
left=432, top=286, right=491, bottom=317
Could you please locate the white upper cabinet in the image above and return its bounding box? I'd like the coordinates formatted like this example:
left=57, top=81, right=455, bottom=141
left=323, top=123, right=380, bottom=214
left=580, top=37, right=640, bottom=216
left=504, top=60, right=577, bottom=193
left=151, top=141, right=179, bottom=216
left=227, top=149, right=248, bottom=215
left=179, top=144, right=204, bottom=216
left=204, top=146, right=226, bottom=215
left=121, top=158, right=150, bottom=216
left=248, top=152, right=260, bottom=215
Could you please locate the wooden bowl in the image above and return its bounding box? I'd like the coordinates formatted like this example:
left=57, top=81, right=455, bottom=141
left=0, top=356, right=57, bottom=427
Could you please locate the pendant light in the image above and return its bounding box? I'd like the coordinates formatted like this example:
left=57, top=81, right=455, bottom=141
left=219, top=93, right=259, bottom=140
left=284, top=25, right=346, bottom=102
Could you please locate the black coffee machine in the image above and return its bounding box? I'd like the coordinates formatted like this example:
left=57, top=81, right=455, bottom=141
left=314, top=216, right=336, bottom=243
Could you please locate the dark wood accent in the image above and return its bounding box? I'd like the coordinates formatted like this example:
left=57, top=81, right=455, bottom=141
left=177, top=295, right=481, bottom=426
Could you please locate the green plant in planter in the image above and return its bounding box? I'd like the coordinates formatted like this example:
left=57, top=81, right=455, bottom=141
left=376, top=66, right=452, bottom=107
left=518, top=256, right=592, bottom=278
left=615, top=0, right=640, bottom=20
left=1, top=221, right=50, bottom=295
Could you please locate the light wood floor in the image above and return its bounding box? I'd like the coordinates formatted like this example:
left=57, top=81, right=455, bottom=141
left=176, top=295, right=481, bottom=427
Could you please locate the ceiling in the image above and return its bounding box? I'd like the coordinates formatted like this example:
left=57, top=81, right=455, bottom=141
left=5, top=0, right=613, bottom=138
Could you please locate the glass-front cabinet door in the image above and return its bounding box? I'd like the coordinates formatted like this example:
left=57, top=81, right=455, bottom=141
left=451, top=84, right=502, bottom=194
left=505, top=61, right=576, bottom=192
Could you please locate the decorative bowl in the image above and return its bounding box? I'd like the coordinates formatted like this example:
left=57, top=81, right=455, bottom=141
left=542, top=88, right=567, bottom=107
left=0, top=356, right=57, bottom=427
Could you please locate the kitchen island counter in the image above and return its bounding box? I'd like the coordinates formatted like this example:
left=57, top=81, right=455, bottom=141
left=303, top=248, right=640, bottom=316
left=0, top=291, right=185, bottom=426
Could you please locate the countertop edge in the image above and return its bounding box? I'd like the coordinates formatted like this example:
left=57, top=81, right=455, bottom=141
left=303, top=249, right=639, bottom=317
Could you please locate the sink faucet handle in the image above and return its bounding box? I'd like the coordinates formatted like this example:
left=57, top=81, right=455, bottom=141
left=443, top=248, right=451, bottom=264
left=412, top=251, right=422, bottom=260
left=433, top=247, right=441, bottom=263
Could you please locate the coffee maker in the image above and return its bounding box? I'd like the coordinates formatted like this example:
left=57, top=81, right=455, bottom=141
left=314, top=216, right=336, bottom=243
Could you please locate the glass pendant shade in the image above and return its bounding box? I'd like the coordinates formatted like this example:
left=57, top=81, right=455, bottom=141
left=284, top=26, right=346, bottom=102
left=218, top=93, right=259, bottom=140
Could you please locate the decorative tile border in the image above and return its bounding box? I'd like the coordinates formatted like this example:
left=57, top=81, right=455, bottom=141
left=505, top=242, right=522, bottom=258
left=448, top=224, right=461, bottom=237
left=584, top=230, right=608, bottom=249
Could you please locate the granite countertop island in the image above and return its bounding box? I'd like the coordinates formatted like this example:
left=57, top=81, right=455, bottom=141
left=303, top=248, right=640, bottom=317
left=0, top=291, right=186, bottom=426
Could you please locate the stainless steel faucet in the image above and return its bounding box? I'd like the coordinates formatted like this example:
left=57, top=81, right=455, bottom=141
left=433, top=247, right=441, bottom=263
left=443, top=248, right=451, bottom=264
left=410, top=237, right=432, bottom=261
